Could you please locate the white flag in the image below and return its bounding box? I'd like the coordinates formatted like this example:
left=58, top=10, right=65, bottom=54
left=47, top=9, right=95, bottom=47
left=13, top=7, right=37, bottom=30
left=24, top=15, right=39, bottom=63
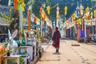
left=12, top=29, right=18, bottom=39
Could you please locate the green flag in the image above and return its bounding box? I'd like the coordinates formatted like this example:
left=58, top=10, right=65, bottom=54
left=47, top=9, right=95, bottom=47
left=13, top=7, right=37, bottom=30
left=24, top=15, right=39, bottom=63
left=21, top=32, right=26, bottom=46
left=18, top=3, right=20, bottom=11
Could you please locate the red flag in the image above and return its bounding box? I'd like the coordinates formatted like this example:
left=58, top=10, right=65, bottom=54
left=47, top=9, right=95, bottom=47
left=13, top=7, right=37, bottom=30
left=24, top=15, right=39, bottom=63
left=34, top=16, right=36, bottom=24
left=40, top=7, right=42, bottom=14
left=44, top=14, right=46, bottom=21
left=28, top=10, right=31, bottom=32
left=14, top=0, right=18, bottom=11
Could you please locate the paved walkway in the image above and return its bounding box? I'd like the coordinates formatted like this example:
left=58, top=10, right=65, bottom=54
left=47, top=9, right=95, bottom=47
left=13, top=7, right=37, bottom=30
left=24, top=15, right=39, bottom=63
left=37, top=40, right=96, bottom=64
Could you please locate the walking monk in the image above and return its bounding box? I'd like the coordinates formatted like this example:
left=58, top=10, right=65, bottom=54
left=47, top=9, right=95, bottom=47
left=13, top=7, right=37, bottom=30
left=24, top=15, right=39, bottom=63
left=52, top=27, right=61, bottom=54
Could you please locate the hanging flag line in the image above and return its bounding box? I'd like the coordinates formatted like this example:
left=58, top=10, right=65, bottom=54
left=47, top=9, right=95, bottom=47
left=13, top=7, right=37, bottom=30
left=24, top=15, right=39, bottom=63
left=64, top=4, right=96, bottom=29
left=8, top=0, right=96, bottom=29
left=40, top=6, right=52, bottom=28
left=31, top=13, right=40, bottom=25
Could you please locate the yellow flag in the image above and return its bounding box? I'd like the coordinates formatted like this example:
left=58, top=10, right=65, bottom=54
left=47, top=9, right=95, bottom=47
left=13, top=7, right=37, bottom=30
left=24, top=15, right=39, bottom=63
left=56, top=11, right=59, bottom=19
left=18, top=0, right=25, bottom=12
left=47, top=5, right=51, bottom=15
left=85, top=6, right=90, bottom=13
left=72, top=12, right=76, bottom=22
left=64, top=6, right=68, bottom=16
left=56, top=6, right=60, bottom=19
left=21, top=2, right=25, bottom=12
left=85, top=6, right=90, bottom=20
left=19, top=0, right=23, bottom=3
left=94, top=9, right=96, bottom=18
left=41, top=13, right=44, bottom=19
left=36, top=17, right=40, bottom=25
